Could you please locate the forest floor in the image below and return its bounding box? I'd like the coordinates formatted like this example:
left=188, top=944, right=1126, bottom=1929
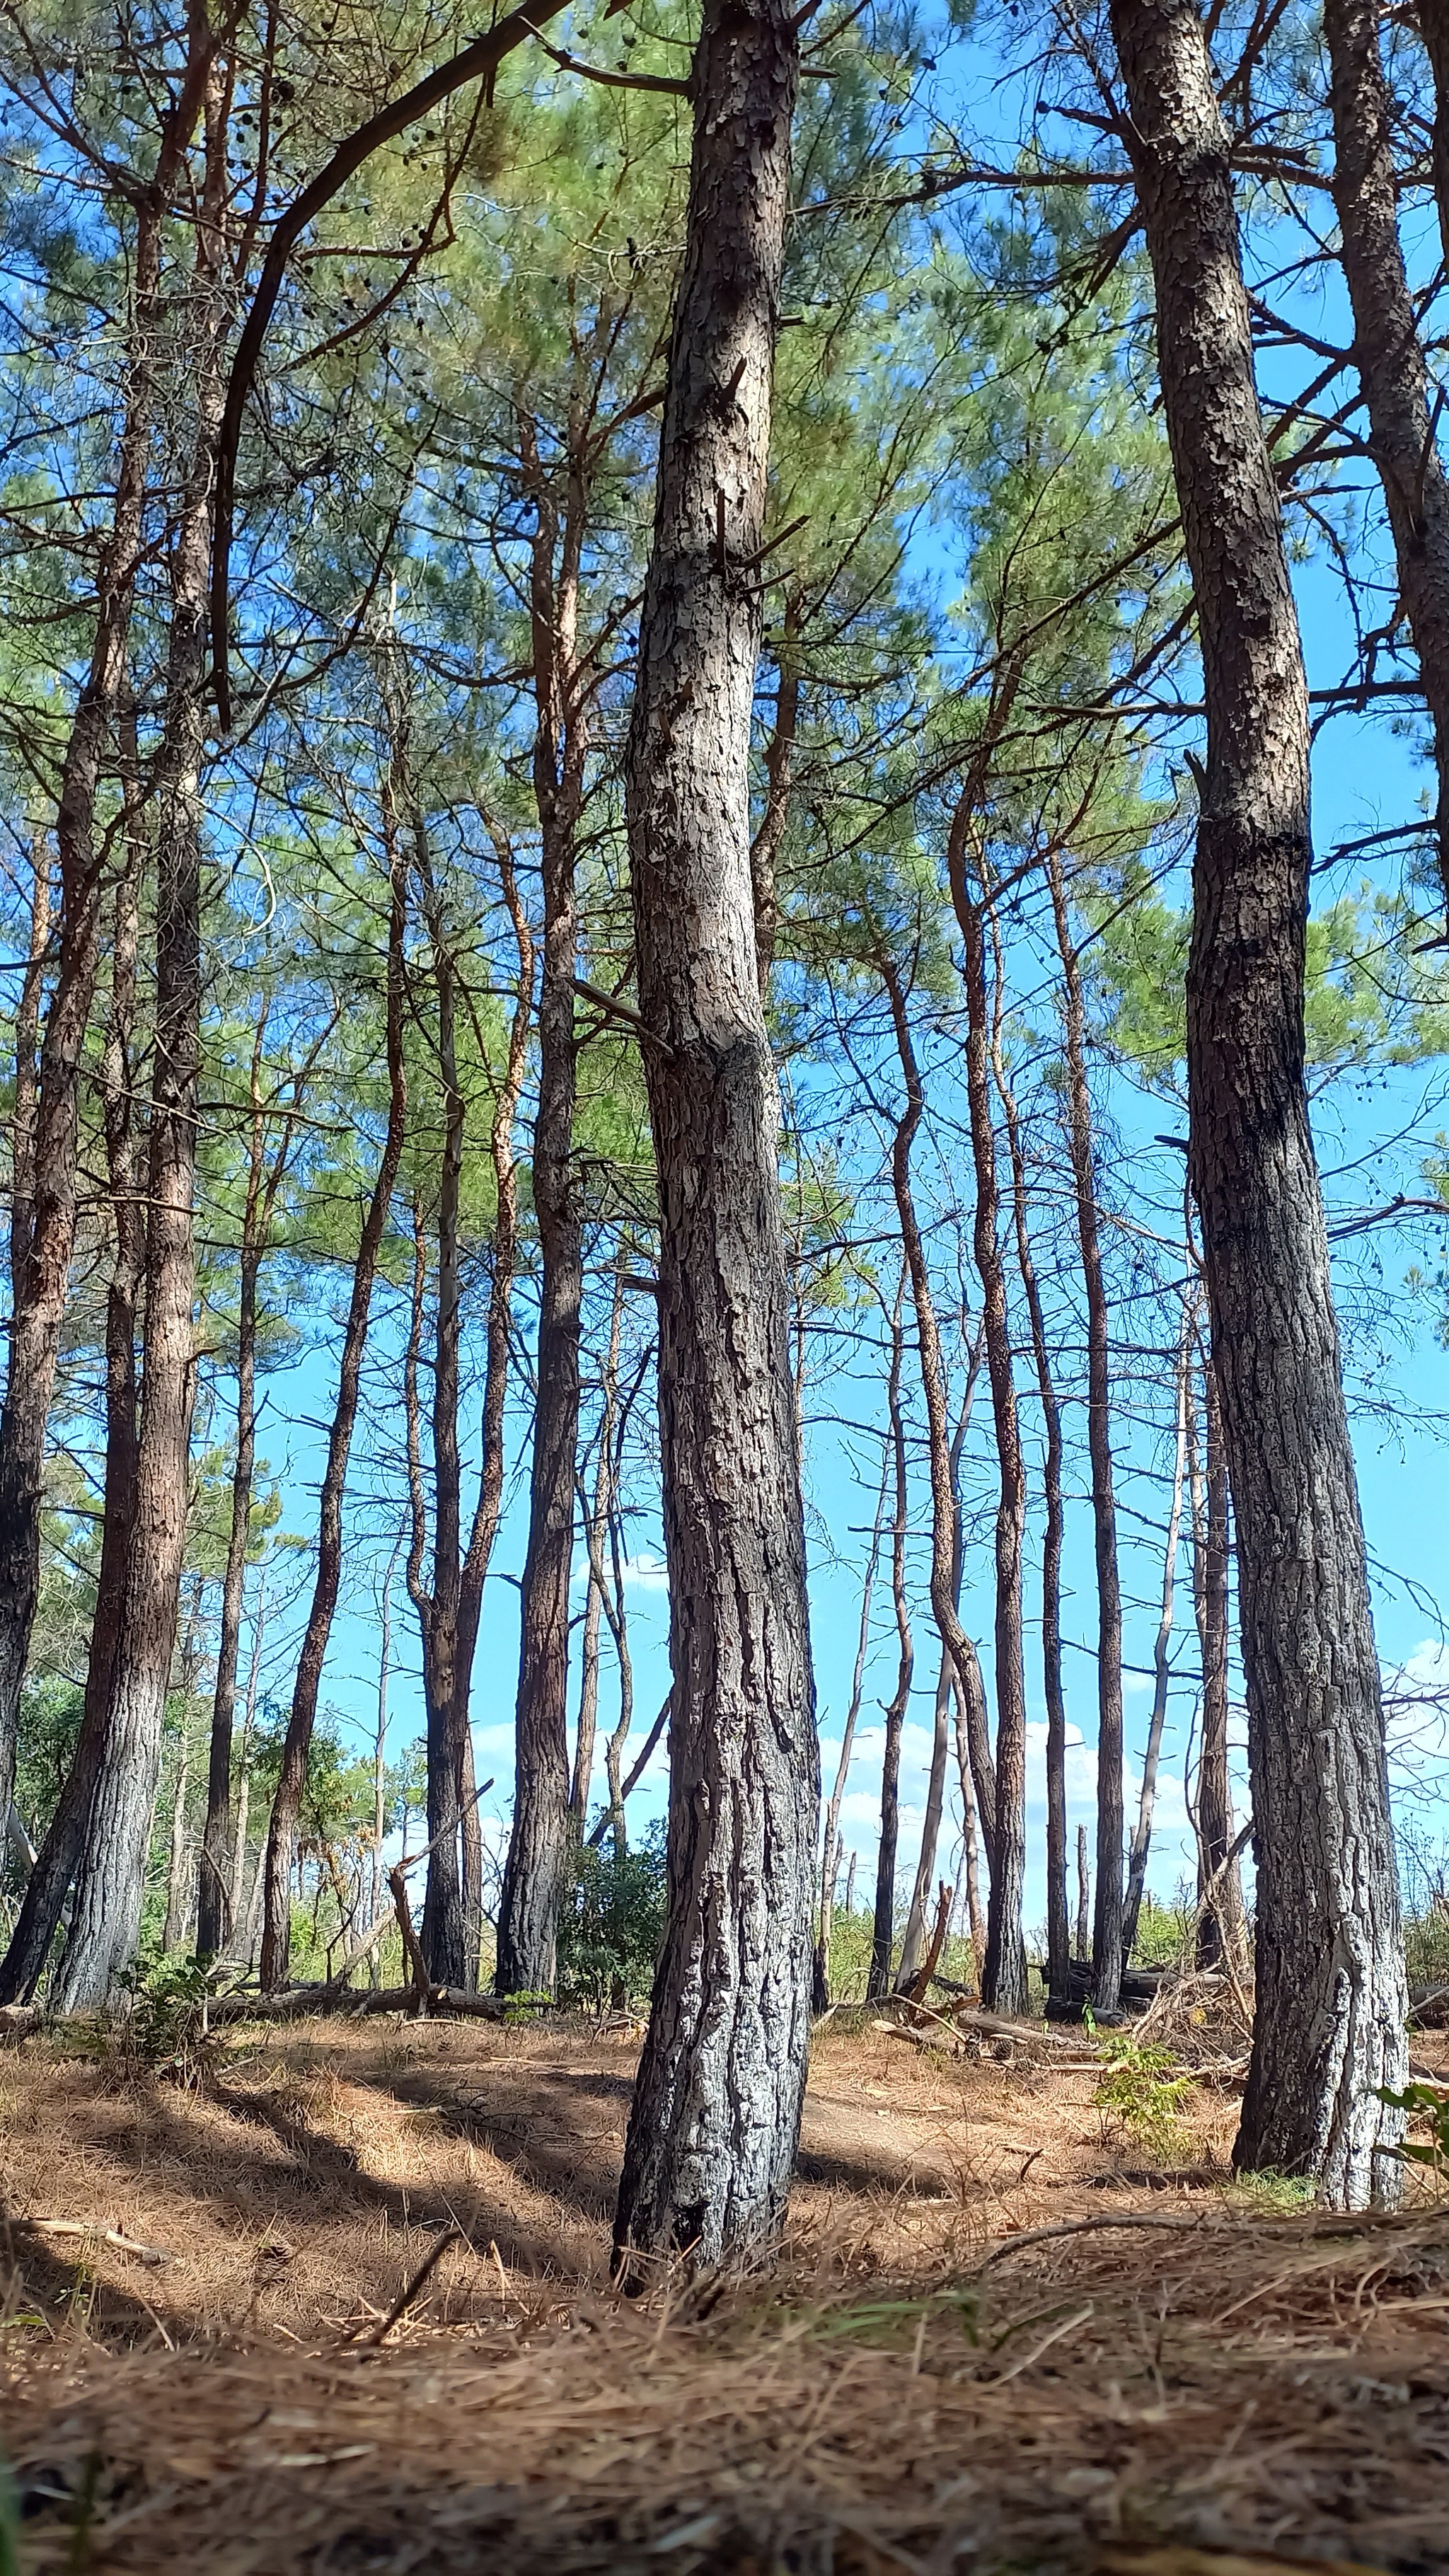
left=3, top=2009, right=1449, bottom=2575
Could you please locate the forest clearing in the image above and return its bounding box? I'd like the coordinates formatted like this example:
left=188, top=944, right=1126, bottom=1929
left=7, top=0, right=1449, bottom=2560
left=4, top=2002, right=1449, bottom=2573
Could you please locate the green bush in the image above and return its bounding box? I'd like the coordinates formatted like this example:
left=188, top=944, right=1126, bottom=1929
left=1087, top=2012, right=1191, bottom=2160
left=555, top=1824, right=668, bottom=2008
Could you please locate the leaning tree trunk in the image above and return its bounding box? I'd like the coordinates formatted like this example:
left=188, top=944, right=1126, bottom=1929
left=1324, top=0, right=1449, bottom=918
left=1109, top=0, right=1407, bottom=2203
left=259, top=767, right=408, bottom=1992
left=611, top=0, right=817, bottom=2272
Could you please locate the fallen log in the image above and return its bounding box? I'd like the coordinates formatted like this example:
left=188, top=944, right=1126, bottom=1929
left=210, top=1982, right=517, bottom=2025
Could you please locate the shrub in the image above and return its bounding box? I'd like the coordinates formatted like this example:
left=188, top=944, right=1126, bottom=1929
left=555, top=1824, right=667, bottom=2009
left=1087, top=2011, right=1191, bottom=2159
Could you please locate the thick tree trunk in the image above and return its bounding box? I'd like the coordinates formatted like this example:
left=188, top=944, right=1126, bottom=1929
left=1324, top=0, right=1449, bottom=916
left=611, top=0, right=817, bottom=2270
left=1123, top=1290, right=1194, bottom=1956
left=259, top=766, right=408, bottom=1992
left=0, top=202, right=163, bottom=1837
left=1109, top=0, right=1407, bottom=2202
left=869, top=1286, right=913, bottom=2004
left=51, top=85, right=229, bottom=2007
left=1045, top=849, right=1125, bottom=2014
left=0, top=813, right=144, bottom=2005
left=989, top=897, right=1070, bottom=1999
left=958, top=883, right=1028, bottom=2014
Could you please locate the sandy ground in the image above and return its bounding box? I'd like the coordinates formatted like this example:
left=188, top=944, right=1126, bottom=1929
left=2, top=2010, right=1448, bottom=2572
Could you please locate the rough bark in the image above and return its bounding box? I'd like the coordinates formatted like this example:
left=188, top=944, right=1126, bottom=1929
left=958, top=879, right=1028, bottom=2014
left=1122, top=1288, right=1194, bottom=1956
left=1416, top=0, right=1449, bottom=264
left=496, top=413, right=589, bottom=1999
left=259, top=758, right=408, bottom=1993
left=1324, top=0, right=1449, bottom=915
left=611, top=0, right=817, bottom=2270
left=1045, top=848, right=1125, bottom=2014
left=0, top=807, right=144, bottom=2004
left=1109, top=0, right=1407, bottom=2201
left=0, top=33, right=212, bottom=1832
left=52, top=80, right=229, bottom=2007
left=749, top=589, right=801, bottom=992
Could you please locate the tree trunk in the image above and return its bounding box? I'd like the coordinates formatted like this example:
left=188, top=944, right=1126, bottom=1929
left=957, top=878, right=1028, bottom=2014
left=1122, top=1286, right=1194, bottom=1956
left=988, top=894, right=1070, bottom=2000
left=814, top=1484, right=882, bottom=2009
left=231, top=1575, right=265, bottom=1939
left=199, top=1010, right=270, bottom=1960
left=7, top=834, right=50, bottom=1309
left=611, top=0, right=816, bottom=2271
left=1415, top=1, right=1449, bottom=265
left=749, top=589, right=802, bottom=991
left=953, top=1684, right=987, bottom=1974
left=51, top=82, right=228, bottom=2007
left=1324, top=0, right=1449, bottom=916
left=572, top=1263, right=626, bottom=1832
left=0, top=75, right=202, bottom=1835
left=896, top=1358, right=981, bottom=1992
left=869, top=1281, right=913, bottom=2004
left=163, top=1709, right=192, bottom=1955
left=879, top=952, right=997, bottom=1873
left=496, top=424, right=589, bottom=1999
left=0, top=807, right=144, bottom=2005
left=1109, top=0, right=1407, bottom=2202
left=1045, top=848, right=1125, bottom=2014
left=1191, top=1321, right=1245, bottom=1970
left=1076, top=1825, right=1090, bottom=1966
left=259, top=752, right=408, bottom=1993
left=410, top=794, right=471, bottom=1989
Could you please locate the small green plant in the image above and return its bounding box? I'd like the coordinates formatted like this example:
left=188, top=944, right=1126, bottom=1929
left=1380, top=2080, right=1449, bottom=2170
left=555, top=1824, right=668, bottom=2009
left=111, top=1951, right=212, bottom=2074
left=1086, top=2010, right=1191, bottom=2160
left=1225, top=2169, right=1317, bottom=2215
